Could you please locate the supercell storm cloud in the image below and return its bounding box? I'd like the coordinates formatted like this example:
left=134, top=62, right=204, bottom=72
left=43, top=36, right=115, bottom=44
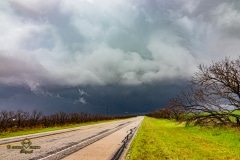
left=0, top=0, right=240, bottom=114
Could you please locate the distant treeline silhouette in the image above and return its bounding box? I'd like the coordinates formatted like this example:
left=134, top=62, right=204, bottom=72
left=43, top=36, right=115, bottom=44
left=0, top=109, right=136, bottom=133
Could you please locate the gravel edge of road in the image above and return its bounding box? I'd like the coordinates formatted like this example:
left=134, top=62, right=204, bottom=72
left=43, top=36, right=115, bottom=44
left=119, top=117, right=143, bottom=160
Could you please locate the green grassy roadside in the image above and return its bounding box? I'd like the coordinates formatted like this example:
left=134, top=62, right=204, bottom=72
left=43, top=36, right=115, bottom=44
left=128, top=117, right=240, bottom=160
left=0, top=120, right=116, bottom=139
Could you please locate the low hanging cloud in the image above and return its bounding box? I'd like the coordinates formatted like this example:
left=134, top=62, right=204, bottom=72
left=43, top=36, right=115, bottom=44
left=1, top=0, right=240, bottom=91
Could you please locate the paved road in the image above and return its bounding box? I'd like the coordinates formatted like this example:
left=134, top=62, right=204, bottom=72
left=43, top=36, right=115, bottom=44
left=0, top=116, right=143, bottom=160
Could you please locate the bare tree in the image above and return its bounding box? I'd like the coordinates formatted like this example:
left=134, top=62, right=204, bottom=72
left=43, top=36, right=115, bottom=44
left=0, top=110, right=9, bottom=132
left=15, top=110, right=30, bottom=128
left=29, top=110, right=42, bottom=128
left=174, top=57, right=240, bottom=126
left=165, top=98, right=186, bottom=121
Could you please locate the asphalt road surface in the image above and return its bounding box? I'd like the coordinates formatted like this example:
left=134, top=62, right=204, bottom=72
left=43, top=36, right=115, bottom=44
left=0, top=116, right=143, bottom=160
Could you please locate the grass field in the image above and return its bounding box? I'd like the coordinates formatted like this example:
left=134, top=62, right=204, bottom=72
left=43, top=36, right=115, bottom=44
left=0, top=120, right=115, bottom=139
left=128, top=117, right=240, bottom=160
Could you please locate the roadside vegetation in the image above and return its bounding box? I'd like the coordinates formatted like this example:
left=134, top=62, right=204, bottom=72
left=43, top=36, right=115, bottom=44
left=0, top=109, right=136, bottom=138
left=131, top=57, right=240, bottom=159
left=128, top=117, right=240, bottom=160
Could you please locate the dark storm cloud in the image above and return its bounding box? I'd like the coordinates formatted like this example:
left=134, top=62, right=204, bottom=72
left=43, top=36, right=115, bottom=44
left=0, top=81, right=188, bottom=114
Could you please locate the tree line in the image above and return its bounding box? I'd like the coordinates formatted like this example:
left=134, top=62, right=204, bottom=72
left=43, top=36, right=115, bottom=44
left=148, top=57, right=240, bottom=127
left=0, top=109, right=136, bottom=133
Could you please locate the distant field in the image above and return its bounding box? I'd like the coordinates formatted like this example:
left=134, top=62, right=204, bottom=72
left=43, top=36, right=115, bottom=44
left=0, top=120, right=115, bottom=138
left=128, top=117, right=240, bottom=160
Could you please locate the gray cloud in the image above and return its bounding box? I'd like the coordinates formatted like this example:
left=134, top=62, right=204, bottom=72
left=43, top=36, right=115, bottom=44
left=0, top=0, right=240, bottom=90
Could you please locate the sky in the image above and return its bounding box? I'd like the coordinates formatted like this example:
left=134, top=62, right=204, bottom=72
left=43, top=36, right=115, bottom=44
left=0, top=0, right=240, bottom=115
